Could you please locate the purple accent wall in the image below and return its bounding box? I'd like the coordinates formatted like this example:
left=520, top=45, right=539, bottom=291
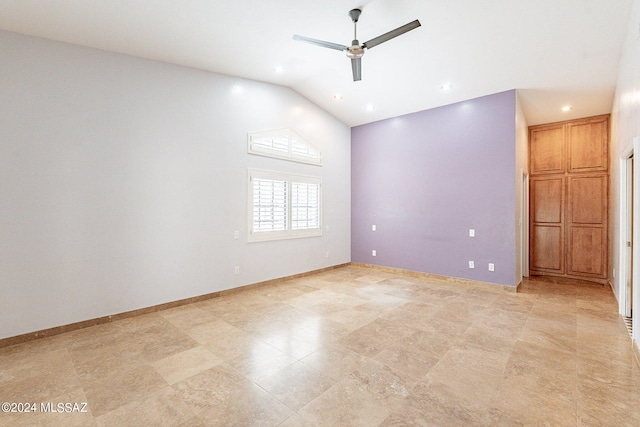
left=351, top=90, right=517, bottom=287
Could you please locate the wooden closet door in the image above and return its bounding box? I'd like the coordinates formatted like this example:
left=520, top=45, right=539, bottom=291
left=530, top=124, right=565, bottom=175
left=567, top=117, right=608, bottom=173
left=530, top=176, right=565, bottom=274
left=567, top=174, right=608, bottom=278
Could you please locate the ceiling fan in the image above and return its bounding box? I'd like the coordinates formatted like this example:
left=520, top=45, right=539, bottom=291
left=293, top=9, right=421, bottom=82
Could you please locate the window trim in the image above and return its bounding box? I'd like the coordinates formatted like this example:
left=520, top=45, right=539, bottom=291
left=248, top=169, right=322, bottom=242
left=247, top=128, right=322, bottom=166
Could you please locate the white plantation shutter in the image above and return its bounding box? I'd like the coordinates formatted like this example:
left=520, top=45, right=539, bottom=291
left=291, top=182, right=320, bottom=230
left=290, top=137, right=321, bottom=163
left=252, top=178, right=287, bottom=232
left=249, top=169, right=321, bottom=242
left=248, top=128, right=322, bottom=165
left=250, top=135, right=289, bottom=154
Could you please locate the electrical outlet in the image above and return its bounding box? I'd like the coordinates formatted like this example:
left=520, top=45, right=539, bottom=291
left=372, top=250, right=377, bottom=257
left=234, top=231, right=239, bottom=240
left=469, top=261, right=475, bottom=269
left=469, top=229, right=475, bottom=237
left=372, top=224, right=377, bottom=231
left=234, top=266, right=240, bottom=275
left=488, top=263, right=495, bottom=272
left=325, top=251, right=330, bottom=258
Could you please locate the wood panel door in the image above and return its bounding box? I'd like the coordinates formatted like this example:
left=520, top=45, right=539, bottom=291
left=567, top=117, right=608, bottom=173
left=530, top=176, right=565, bottom=274
left=567, top=174, right=608, bottom=278
left=530, top=124, right=565, bottom=175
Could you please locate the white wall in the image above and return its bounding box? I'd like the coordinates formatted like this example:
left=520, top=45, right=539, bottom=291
left=515, top=92, right=529, bottom=283
left=610, top=0, right=640, bottom=344
left=0, top=31, right=351, bottom=339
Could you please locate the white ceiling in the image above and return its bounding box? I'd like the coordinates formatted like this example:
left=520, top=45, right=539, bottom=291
left=0, top=0, right=633, bottom=127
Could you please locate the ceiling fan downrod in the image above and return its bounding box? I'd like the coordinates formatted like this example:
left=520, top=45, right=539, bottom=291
left=347, top=9, right=364, bottom=59
left=349, top=8, right=362, bottom=42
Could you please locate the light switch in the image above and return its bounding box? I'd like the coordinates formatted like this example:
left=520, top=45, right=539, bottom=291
left=469, top=229, right=475, bottom=237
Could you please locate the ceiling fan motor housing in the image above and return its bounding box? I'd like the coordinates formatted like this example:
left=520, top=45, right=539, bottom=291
left=347, top=42, right=365, bottom=58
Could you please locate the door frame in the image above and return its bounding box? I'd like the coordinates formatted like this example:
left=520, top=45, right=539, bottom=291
left=619, top=139, right=639, bottom=322
left=619, top=152, right=633, bottom=317
left=522, top=170, right=529, bottom=277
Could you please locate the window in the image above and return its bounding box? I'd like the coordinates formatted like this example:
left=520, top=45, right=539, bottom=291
left=248, top=169, right=322, bottom=242
left=248, top=128, right=322, bottom=165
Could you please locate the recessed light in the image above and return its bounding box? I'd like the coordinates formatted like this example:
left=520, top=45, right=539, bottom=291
left=333, top=94, right=343, bottom=101
left=365, top=104, right=375, bottom=111
left=440, top=83, right=454, bottom=91
left=562, top=105, right=573, bottom=112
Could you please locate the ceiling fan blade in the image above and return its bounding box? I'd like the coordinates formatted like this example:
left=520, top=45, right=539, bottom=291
left=293, top=34, right=349, bottom=51
left=351, top=57, right=362, bottom=81
left=362, top=19, right=421, bottom=49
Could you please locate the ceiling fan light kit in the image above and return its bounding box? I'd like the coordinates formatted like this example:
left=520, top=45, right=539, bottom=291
left=293, top=8, right=421, bottom=81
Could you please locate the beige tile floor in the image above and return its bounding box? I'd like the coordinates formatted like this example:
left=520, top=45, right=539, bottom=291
left=1, top=265, right=639, bottom=426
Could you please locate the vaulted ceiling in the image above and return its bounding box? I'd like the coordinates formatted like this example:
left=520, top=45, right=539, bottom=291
left=0, top=0, right=633, bottom=126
